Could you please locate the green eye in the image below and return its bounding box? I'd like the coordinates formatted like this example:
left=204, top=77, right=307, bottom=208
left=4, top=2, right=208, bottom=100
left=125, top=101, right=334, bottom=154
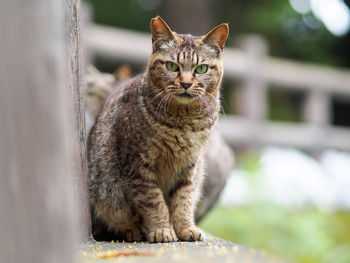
left=166, top=61, right=179, bottom=72
left=195, top=64, right=208, bottom=74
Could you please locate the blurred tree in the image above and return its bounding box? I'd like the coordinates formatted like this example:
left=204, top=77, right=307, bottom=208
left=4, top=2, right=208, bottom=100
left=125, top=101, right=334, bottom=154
left=159, top=0, right=215, bottom=35
left=218, top=0, right=339, bottom=65
left=85, top=0, right=157, bottom=32
left=333, top=0, right=350, bottom=67
left=85, top=0, right=350, bottom=68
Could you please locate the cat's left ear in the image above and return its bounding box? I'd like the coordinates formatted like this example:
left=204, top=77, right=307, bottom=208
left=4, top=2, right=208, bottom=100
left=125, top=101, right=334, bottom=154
left=150, top=16, right=177, bottom=50
left=201, top=23, right=229, bottom=51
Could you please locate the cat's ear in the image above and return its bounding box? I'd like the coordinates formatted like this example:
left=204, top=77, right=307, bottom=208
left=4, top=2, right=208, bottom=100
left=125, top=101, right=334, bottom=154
left=113, top=64, right=131, bottom=81
left=150, top=16, right=177, bottom=46
left=201, top=23, right=229, bottom=51
left=88, top=64, right=101, bottom=75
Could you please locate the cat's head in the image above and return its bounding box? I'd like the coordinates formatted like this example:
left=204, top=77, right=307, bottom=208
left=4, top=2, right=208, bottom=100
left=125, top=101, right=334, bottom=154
left=147, top=16, right=228, bottom=105
left=85, top=64, right=131, bottom=119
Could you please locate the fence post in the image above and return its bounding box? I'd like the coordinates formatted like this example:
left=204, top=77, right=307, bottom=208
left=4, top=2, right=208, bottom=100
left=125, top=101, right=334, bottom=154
left=302, top=90, right=331, bottom=155
left=0, top=0, right=78, bottom=262
left=235, top=35, right=268, bottom=122
left=64, top=0, right=92, bottom=242
left=232, top=35, right=268, bottom=148
left=303, top=90, right=331, bottom=125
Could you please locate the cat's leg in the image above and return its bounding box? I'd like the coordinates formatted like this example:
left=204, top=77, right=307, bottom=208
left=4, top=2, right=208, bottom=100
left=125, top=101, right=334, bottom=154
left=169, top=163, right=205, bottom=241
left=92, top=200, right=145, bottom=242
left=92, top=217, right=144, bottom=242
left=91, top=210, right=120, bottom=241
left=127, top=172, right=177, bottom=243
left=116, top=215, right=145, bottom=242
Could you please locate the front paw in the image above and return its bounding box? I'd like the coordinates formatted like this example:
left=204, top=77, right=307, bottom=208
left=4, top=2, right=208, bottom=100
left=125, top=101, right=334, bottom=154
left=148, top=227, right=178, bottom=243
left=176, top=226, right=204, bottom=241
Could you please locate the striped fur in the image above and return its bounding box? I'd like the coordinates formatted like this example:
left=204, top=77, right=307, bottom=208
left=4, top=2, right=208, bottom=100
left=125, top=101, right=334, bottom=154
left=88, top=16, right=229, bottom=243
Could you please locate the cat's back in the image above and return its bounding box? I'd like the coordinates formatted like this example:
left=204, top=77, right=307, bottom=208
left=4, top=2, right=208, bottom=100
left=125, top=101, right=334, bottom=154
left=88, top=73, right=146, bottom=182
left=90, top=73, right=144, bottom=134
left=103, top=74, right=143, bottom=113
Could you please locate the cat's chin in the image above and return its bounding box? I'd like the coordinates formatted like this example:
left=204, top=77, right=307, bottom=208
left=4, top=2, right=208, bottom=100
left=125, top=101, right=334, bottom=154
left=173, top=94, right=197, bottom=104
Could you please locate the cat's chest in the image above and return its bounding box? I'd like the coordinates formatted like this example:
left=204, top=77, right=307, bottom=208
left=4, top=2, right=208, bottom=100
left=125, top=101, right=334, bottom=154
left=152, top=127, right=208, bottom=173
left=157, top=126, right=208, bottom=155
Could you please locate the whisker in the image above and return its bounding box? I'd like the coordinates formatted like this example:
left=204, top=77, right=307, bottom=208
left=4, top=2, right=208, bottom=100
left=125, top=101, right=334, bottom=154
left=206, top=92, right=225, bottom=116
left=205, top=92, right=218, bottom=105
left=205, top=93, right=217, bottom=105
left=206, top=96, right=216, bottom=115
left=155, top=94, right=168, bottom=116
left=164, top=92, right=175, bottom=117
left=195, top=94, right=204, bottom=113
left=145, top=88, right=163, bottom=99
left=218, top=97, right=228, bottom=116
left=192, top=89, right=211, bottom=115
left=193, top=88, right=205, bottom=93
left=156, top=92, right=172, bottom=117
left=150, top=90, right=166, bottom=104
left=162, top=93, right=174, bottom=117
left=199, top=95, right=212, bottom=116
left=167, top=87, right=180, bottom=93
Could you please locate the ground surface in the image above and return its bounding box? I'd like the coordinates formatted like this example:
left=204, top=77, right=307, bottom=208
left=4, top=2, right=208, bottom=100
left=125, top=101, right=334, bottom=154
left=80, top=235, right=288, bottom=263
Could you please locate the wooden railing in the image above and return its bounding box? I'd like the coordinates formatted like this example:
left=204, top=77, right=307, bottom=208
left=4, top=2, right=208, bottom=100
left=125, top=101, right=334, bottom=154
left=1, top=0, right=87, bottom=262
left=85, top=24, right=350, bottom=152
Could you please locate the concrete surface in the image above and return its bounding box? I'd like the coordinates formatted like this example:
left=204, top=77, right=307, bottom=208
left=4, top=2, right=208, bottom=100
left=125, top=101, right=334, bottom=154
left=80, top=235, right=289, bottom=263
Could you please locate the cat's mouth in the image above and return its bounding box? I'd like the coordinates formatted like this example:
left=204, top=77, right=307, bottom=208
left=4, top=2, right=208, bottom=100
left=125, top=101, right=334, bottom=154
left=177, top=92, right=193, bottom=98
left=174, top=92, right=197, bottom=104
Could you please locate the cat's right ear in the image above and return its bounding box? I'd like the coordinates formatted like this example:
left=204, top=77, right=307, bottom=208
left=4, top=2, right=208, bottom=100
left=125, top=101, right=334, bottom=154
left=150, top=16, right=177, bottom=52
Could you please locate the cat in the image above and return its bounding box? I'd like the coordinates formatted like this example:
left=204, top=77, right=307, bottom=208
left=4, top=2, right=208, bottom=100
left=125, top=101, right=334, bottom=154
left=85, top=64, right=131, bottom=132
left=84, top=65, right=234, bottom=225
left=88, top=16, right=229, bottom=243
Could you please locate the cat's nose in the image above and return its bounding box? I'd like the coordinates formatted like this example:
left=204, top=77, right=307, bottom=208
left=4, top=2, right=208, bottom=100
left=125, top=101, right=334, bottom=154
left=180, top=82, right=193, bottom=90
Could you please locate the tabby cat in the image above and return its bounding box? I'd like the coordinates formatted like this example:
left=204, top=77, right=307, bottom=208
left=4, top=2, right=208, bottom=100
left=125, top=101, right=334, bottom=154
left=85, top=64, right=131, bottom=132
left=88, top=16, right=229, bottom=243
left=85, top=65, right=234, bottom=226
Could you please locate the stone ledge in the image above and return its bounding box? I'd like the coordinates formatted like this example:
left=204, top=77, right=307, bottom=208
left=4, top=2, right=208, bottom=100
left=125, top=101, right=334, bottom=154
left=80, top=235, right=288, bottom=263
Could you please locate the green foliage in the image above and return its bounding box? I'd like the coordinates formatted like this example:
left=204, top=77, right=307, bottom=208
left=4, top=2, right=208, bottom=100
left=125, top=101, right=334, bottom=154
left=199, top=205, right=350, bottom=263
left=201, top=153, right=350, bottom=263
left=220, top=0, right=341, bottom=66
left=268, top=88, right=303, bottom=122
left=85, top=0, right=157, bottom=32
left=236, top=152, right=261, bottom=176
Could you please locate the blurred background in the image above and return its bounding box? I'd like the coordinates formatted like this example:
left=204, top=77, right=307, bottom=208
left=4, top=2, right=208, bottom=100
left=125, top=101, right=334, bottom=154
left=82, top=1, right=350, bottom=262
